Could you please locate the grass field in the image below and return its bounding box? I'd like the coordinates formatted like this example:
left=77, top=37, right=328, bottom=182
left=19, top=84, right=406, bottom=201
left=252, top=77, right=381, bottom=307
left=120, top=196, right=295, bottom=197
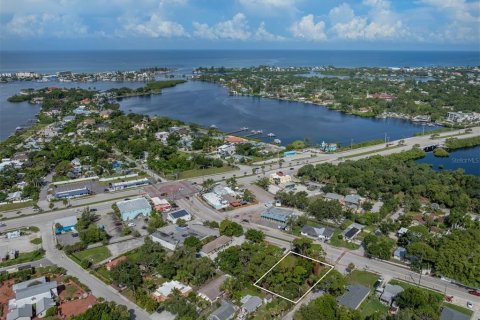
left=73, top=246, right=111, bottom=264
left=0, top=249, right=45, bottom=268
left=0, top=201, right=34, bottom=212
left=178, top=166, right=236, bottom=179
left=329, top=229, right=361, bottom=250
left=359, top=296, right=389, bottom=319
left=347, top=270, right=380, bottom=288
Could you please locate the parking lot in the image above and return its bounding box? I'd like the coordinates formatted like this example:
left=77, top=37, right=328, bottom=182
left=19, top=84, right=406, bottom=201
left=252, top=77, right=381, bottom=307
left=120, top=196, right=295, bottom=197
left=145, top=181, right=199, bottom=200
left=96, top=212, right=123, bottom=240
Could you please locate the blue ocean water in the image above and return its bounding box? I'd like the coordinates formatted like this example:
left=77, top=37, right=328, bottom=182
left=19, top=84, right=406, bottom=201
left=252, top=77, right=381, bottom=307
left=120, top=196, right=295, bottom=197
left=1, top=50, right=479, bottom=73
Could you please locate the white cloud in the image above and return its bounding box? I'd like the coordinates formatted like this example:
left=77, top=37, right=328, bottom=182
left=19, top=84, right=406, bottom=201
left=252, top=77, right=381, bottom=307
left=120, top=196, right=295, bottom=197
left=193, top=13, right=251, bottom=40
left=290, top=15, right=327, bottom=41
left=2, top=13, right=88, bottom=38
left=122, top=13, right=188, bottom=38
left=418, top=0, right=479, bottom=43
left=328, top=2, right=408, bottom=41
left=254, top=22, right=284, bottom=41
left=238, top=0, right=297, bottom=12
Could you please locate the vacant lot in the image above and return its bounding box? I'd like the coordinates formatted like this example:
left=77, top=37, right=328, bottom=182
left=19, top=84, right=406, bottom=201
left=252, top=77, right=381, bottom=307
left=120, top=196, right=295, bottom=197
left=73, top=246, right=111, bottom=264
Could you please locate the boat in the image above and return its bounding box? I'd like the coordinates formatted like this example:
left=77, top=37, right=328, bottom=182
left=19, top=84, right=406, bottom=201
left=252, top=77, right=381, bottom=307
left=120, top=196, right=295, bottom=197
left=241, top=127, right=248, bottom=131
left=210, top=124, right=217, bottom=129
left=15, top=126, right=23, bottom=131
left=273, top=139, right=282, bottom=144
left=267, top=133, right=276, bottom=137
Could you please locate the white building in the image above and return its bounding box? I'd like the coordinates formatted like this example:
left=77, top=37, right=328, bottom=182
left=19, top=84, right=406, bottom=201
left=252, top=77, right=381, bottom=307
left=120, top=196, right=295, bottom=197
left=269, top=172, right=292, bottom=186
left=153, top=280, right=191, bottom=301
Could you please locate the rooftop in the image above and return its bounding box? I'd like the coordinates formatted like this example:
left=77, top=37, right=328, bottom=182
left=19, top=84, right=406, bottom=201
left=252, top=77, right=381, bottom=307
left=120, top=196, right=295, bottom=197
left=152, top=223, right=219, bottom=248
left=202, top=236, right=232, bottom=255
left=54, top=216, right=77, bottom=227
left=169, top=209, right=191, bottom=220
left=199, top=274, right=229, bottom=302
left=116, top=197, right=151, bottom=214
left=154, top=280, right=192, bottom=298
left=440, top=306, right=470, bottom=320
left=208, top=300, right=237, bottom=320
left=336, top=284, right=370, bottom=310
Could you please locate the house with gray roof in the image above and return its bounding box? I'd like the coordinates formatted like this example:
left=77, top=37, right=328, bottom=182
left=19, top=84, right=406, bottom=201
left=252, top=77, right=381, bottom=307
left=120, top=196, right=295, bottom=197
left=336, top=284, right=370, bottom=310
left=380, top=284, right=404, bottom=305
left=6, top=304, right=32, bottom=320
left=151, top=223, right=219, bottom=251
left=208, top=300, right=237, bottom=320
left=241, top=295, right=262, bottom=314
left=36, top=297, right=56, bottom=318
left=440, top=306, right=470, bottom=320
left=324, top=193, right=345, bottom=202
left=344, top=194, right=363, bottom=210
left=300, top=225, right=335, bottom=241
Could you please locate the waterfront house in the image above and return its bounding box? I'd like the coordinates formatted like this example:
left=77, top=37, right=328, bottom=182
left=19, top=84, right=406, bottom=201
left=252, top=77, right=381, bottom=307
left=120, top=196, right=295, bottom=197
left=116, top=198, right=152, bottom=221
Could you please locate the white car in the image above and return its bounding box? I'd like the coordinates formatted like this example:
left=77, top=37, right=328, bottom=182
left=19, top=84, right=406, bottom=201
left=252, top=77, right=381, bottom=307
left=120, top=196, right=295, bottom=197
left=467, top=302, right=473, bottom=309
left=127, top=222, right=136, bottom=227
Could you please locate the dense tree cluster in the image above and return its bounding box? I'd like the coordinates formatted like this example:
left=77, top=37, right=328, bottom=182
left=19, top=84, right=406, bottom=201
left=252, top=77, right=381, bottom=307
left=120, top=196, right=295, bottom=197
left=294, top=294, right=360, bottom=320
left=297, top=149, right=480, bottom=212
left=219, top=220, right=244, bottom=237
left=70, top=302, right=130, bottom=320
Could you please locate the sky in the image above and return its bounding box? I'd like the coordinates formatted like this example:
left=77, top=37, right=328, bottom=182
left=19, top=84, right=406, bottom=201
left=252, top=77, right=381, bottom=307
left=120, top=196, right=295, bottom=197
left=0, top=0, right=479, bottom=51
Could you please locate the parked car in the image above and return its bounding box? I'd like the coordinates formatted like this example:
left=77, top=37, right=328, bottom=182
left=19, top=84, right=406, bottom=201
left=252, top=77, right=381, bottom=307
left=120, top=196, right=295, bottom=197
left=467, top=302, right=473, bottom=309
left=0, top=222, right=6, bottom=227
left=468, top=290, right=480, bottom=297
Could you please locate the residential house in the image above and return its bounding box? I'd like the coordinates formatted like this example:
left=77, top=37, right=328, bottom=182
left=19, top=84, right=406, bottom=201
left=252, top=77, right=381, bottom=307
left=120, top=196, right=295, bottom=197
left=153, top=280, right=192, bottom=302
left=344, top=194, right=363, bottom=211
left=240, top=295, right=262, bottom=314
left=198, top=274, right=229, bottom=303
left=8, top=277, right=58, bottom=320
left=393, top=247, right=407, bottom=261
left=201, top=236, right=233, bottom=257
left=151, top=223, right=218, bottom=251
left=105, top=256, right=127, bottom=271
left=116, top=198, right=152, bottom=221
left=440, top=306, right=470, bottom=320
left=7, top=191, right=22, bottom=202
left=336, top=284, right=370, bottom=310
left=217, top=144, right=236, bottom=156
left=380, top=284, right=404, bottom=306
left=343, top=223, right=364, bottom=242
left=324, top=193, right=345, bottom=203
left=167, top=209, right=192, bottom=224
left=155, top=131, right=170, bottom=143
left=300, top=225, right=335, bottom=241
left=208, top=300, right=237, bottom=320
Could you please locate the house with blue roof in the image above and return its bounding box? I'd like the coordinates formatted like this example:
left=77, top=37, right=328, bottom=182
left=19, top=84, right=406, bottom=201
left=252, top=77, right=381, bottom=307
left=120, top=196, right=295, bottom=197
left=116, top=197, right=152, bottom=221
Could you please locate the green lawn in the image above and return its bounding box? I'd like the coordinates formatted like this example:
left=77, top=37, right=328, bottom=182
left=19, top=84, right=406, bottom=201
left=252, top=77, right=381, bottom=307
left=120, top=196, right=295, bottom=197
left=178, top=166, right=235, bottom=179
left=94, top=267, right=113, bottom=284
left=443, top=303, right=474, bottom=317
left=30, top=237, right=42, bottom=244
left=359, top=296, right=389, bottom=319
left=0, top=249, right=45, bottom=268
left=0, top=201, right=34, bottom=212
left=73, top=246, right=111, bottom=264
left=329, top=229, right=360, bottom=250
left=347, top=270, right=380, bottom=289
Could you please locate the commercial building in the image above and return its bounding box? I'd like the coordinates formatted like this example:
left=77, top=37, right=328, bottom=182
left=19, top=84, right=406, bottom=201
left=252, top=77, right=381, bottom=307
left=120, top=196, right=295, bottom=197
left=261, top=207, right=293, bottom=224
left=110, top=178, right=149, bottom=191
left=151, top=197, right=171, bottom=212
left=116, top=197, right=152, bottom=221
left=53, top=216, right=78, bottom=235
left=53, top=186, right=90, bottom=200
left=203, top=185, right=237, bottom=210
left=269, top=172, right=292, bottom=185
left=167, top=209, right=192, bottom=224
